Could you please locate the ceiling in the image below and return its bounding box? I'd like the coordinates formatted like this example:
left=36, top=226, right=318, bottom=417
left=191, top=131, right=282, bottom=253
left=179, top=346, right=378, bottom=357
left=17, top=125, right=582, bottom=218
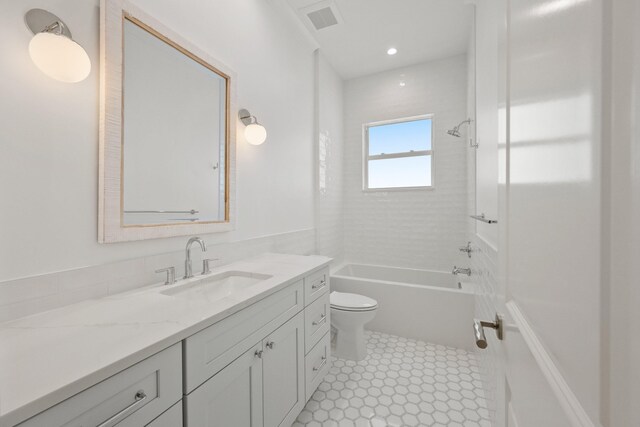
left=286, top=0, right=474, bottom=79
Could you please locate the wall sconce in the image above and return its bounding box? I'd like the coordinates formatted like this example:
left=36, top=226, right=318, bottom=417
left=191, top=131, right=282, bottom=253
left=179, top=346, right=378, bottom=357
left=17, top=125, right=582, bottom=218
left=238, top=109, right=267, bottom=146
left=25, top=9, right=91, bottom=83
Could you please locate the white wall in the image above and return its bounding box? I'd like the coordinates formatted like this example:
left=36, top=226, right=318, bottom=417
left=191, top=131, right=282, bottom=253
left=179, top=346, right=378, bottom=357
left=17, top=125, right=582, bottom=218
left=606, top=1, right=640, bottom=426
left=314, top=51, right=344, bottom=264
left=342, top=55, right=469, bottom=272
left=474, top=0, right=499, bottom=248
left=0, top=0, right=316, bottom=282
left=467, top=14, right=477, bottom=238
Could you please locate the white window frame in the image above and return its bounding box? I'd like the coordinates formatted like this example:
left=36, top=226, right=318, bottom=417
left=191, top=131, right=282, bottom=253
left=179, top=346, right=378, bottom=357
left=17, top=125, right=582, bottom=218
left=363, top=114, right=435, bottom=192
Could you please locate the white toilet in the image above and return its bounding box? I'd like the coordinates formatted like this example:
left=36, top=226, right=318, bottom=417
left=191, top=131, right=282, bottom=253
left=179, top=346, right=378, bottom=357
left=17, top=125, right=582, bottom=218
left=330, top=291, right=378, bottom=361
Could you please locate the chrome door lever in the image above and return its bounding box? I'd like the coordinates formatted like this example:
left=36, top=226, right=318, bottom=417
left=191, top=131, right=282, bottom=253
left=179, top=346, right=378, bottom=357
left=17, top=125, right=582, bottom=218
left=473, top=314, right=503, bottom=349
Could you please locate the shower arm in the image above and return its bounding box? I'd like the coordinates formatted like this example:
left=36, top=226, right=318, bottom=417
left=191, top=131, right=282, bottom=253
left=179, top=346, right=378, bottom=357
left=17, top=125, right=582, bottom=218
left=448, top=118, right=478, bottom=149
left=456, top=118, right=472, bottom=128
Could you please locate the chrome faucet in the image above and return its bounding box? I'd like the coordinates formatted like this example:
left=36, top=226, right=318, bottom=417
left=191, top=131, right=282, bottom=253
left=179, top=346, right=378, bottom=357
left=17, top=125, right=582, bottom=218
left=184, top=237, right=207, bottom=279
left=452, top=266, right=471, bottom=276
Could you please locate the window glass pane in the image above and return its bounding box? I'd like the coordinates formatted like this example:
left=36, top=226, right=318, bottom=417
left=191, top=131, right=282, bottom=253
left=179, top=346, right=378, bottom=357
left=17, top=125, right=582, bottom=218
left=368, top=119, right=432, bottom=155
left=368, top=155, right=432, bottom=189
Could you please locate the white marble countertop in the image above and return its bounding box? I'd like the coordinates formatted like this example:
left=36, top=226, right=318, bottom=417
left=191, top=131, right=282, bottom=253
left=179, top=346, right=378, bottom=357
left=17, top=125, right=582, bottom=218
left=0, top=253, right=331, bottom=427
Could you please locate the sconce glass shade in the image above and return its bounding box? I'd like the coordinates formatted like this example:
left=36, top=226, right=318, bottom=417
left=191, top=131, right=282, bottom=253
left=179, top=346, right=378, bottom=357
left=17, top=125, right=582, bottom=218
left=245, top=123, right=267, bottom=145
left=29, top=31, right=91, bottom=83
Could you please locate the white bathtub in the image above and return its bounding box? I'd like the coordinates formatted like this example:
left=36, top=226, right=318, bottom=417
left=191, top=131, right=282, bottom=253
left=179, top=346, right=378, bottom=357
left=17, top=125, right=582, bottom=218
left=331, top=263, right=475, bottom=350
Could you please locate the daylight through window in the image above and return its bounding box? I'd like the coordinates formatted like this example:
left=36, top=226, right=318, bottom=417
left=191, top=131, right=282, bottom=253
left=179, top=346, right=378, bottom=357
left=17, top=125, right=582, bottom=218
left=364, top=116, right=433, bottom=190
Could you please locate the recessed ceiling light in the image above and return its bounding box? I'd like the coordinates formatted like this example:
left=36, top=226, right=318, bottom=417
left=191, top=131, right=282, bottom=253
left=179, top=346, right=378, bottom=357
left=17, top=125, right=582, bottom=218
left=399, top=81, right=406, bottom=87
left=387, top=47, right=397, bottom=56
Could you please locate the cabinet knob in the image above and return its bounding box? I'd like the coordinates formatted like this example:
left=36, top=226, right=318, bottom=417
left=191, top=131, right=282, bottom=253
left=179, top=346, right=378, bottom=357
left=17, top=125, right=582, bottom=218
left=266, top=341, right=275, bottom=349
left=255, top=349, right=263, bottom=359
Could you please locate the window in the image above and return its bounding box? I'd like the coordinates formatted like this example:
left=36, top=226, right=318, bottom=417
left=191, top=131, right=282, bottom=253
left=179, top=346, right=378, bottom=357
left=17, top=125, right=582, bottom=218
left=364, top=116, right=433, bottom=190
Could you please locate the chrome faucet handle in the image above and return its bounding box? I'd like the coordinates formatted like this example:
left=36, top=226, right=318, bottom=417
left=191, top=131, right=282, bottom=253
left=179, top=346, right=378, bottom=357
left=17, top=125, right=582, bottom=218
left=155, top=267, right=176, bottom=285
left=202, top=258, right=219, bottom=275
left=459, top=241, right=473, bottom=258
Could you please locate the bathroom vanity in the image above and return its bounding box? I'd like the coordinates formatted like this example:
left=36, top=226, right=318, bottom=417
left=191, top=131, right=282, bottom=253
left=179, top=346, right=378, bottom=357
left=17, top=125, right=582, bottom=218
left=0, top=254, right=331, bottom=427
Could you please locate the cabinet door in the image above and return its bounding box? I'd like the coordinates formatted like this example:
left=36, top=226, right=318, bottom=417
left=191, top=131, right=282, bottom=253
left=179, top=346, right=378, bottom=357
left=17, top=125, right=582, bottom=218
left=262, top=312, right=305, bottom=427
left=185, top=343, right=263, bottom=427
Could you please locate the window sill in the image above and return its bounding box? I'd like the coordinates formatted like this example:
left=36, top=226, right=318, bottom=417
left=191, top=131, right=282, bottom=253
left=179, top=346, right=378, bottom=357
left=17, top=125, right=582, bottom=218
left=362, top=186, right=435, bottom=193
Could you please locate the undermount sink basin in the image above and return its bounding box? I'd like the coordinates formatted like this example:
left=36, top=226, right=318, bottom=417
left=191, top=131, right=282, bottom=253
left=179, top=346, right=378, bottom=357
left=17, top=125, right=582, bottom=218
left=161, top=271, right=272, bottom=302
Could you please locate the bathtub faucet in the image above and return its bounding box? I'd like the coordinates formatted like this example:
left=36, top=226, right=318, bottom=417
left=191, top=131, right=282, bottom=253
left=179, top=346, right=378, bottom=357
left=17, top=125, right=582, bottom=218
left=452, top=266, right=471, bottom=276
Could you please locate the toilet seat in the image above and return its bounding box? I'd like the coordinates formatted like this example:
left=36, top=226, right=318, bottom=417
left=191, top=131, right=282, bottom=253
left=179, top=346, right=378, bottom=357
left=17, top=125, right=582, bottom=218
left=330, top=291, right=378, bottom=312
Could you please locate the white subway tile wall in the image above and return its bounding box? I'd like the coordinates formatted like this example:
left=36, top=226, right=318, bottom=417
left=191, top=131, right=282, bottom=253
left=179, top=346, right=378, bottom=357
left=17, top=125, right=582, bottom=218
left=343, top=55, right=470, bottom=272
left=0, top=229, right=314, bottom=323
left=315, top=53, right=345, bottom=265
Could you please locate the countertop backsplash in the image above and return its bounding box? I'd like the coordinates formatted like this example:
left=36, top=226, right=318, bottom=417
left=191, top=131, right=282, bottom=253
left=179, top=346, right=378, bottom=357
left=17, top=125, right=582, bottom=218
left=0, top=229, right=314, bottom=324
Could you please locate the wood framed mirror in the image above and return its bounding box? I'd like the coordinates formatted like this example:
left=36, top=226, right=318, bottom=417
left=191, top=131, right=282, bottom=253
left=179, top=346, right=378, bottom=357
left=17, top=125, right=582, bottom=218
left=99, top=0, right=236, bottom=242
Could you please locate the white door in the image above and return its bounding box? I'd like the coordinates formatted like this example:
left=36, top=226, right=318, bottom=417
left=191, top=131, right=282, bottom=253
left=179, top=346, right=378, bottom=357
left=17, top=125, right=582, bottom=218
left=185, top=342, right=264, bottom=427
left=473, top=0, right=604, bottom=426
left=262, top=312, right=305, bottom=427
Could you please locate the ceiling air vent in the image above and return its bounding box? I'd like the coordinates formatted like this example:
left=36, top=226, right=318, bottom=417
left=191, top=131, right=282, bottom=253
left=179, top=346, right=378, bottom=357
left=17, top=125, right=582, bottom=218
left=306, top=6, right=339, bottom=30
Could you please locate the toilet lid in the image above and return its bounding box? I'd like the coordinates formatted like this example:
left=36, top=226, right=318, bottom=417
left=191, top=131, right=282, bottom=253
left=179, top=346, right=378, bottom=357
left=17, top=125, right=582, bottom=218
left=330, top=291, right=378, bottom=311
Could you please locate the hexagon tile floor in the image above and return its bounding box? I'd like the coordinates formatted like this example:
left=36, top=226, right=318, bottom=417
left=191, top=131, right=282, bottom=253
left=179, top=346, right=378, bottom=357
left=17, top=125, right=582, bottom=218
left=292, top=331, right=491, bottom=427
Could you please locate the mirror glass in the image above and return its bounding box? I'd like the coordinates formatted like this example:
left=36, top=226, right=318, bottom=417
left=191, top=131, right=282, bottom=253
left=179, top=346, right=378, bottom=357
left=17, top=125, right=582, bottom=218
left=122, top=16, right=228, bottom=226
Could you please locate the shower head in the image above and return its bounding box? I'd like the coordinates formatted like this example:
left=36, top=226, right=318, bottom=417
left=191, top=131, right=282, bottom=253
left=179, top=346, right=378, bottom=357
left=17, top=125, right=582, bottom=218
left=447, top=118, right=472, bottom=138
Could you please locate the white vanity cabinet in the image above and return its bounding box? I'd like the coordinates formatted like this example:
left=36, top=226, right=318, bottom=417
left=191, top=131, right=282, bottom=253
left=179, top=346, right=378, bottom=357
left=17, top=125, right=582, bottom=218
left=184, top=267, right=330, bottom=427
left=17, top=344, right=182, bottom=427
left=6, top=261, right=331, bottom=427
left=303, top=268, right=331, bottom=401
left=185, top=313, right=305, bottom=427
left=183, top=281, right=304, bottom=394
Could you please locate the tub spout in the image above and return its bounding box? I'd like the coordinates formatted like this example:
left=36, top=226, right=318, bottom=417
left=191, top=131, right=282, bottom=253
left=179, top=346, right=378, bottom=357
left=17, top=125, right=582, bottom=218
left=452, top=266, right=471, bottom=276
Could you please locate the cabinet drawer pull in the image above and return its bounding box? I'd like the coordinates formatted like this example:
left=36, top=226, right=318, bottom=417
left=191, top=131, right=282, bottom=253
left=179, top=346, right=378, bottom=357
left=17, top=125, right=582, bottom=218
left=313, top=356, right=327, bottom=372
left=96, top=390, right=147, bottom=427
left=311, top=279, right=326, bottom=290
left=312, top=314, right=327, bottom=327
left=265, top=341, right=275, bottom=349
left=255, top=349, right=263, bottom=359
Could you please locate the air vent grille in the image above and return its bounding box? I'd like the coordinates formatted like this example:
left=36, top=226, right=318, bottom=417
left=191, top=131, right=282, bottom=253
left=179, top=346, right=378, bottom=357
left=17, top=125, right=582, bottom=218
left=307, top=7, right=338, bottom=30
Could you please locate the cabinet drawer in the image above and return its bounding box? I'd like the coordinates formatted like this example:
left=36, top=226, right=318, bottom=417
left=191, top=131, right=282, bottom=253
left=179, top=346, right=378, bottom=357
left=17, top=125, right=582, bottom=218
left=304, top=292, right=330, bottom=354
left=184, top=281, right=303, bottom=393
left=303, top=268, right=329, bottom=306
left=145, top=401, right=182, bottom=427
left=19, top=344, right=181, bottom=427
left=304, top=332, right=331, bottom=401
